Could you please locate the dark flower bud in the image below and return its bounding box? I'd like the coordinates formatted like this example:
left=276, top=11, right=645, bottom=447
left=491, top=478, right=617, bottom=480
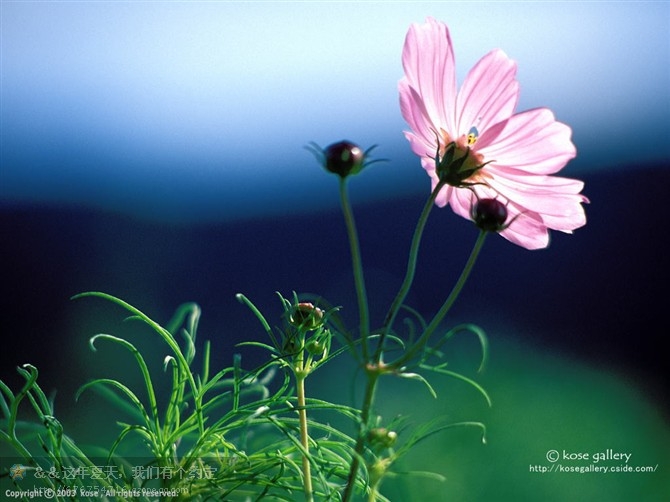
left=324, top=141, right=365, bottom=178
left=289, top=302, right=324, bottom=330
left=473, top=198, right=508, bottom=232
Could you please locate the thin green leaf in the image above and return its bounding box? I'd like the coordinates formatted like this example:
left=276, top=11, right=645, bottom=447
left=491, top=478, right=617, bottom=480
left=396, top=371, right=438, bottom=399
left=88, top=334, right=160, bottom=436
left=419, top=364, right=491, bottom=406
left=73, top=292, right=205, bottom=433
left=76, top=378, right=153, bottom=430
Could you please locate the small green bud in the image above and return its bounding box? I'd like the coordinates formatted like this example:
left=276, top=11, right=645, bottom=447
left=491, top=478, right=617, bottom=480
left=289, top=302, right=324, bottom=330
left=368, top=457, right=392, bottom=484
left=305, top=339, right=326, bottom=356
left=367, top=427, right=398, bottom=449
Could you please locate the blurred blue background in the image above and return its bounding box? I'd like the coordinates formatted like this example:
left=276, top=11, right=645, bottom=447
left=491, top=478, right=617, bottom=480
left=2, top=1, right=668, bottom=220
left=1, top=2, right=669, bottom=500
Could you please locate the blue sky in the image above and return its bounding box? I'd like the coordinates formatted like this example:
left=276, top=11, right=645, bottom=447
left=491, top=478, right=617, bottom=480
left=2, top=1, right=669, bottom=222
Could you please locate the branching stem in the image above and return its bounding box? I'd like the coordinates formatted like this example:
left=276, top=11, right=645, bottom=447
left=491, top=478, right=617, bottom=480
left=342, top=368, right=380, bottom=502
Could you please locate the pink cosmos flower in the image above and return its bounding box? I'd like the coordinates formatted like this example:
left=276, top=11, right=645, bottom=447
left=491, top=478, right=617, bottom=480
left=399, top=17, right=588, bottom=249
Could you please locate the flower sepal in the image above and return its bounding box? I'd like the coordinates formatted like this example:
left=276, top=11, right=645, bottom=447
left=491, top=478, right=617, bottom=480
left=435, top=139, right=490, bottom=188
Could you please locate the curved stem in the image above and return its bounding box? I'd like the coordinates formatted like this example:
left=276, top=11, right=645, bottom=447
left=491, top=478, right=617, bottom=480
left=393, top=230, right=487, bottom=368
left=376, top=180, right=446, bottom=362
left=339, top=177, right=370, bottom=359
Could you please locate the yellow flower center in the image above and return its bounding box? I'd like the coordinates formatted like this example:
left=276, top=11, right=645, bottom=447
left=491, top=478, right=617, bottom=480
left=467, top=126, right=479, bottom=146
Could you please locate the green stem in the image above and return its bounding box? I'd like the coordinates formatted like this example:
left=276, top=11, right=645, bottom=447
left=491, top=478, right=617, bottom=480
left=343, top=181, right=450, bottom=500
left=339, top=177, right=370, bottom=359
left=376, top=180, right=446, bottom=362
left=394, top=230, right=487, bottom=368
left=342, top=369, right=380, bottom=502
left=296, top=372, right=313, bottom=502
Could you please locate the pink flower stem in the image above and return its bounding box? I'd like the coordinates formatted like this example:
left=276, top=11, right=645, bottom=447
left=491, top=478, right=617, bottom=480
left=344, top=180, right=449, bottom=500
left=393, top=229, right=487, bottom=368
left=376, top=179, right=447, bottom=362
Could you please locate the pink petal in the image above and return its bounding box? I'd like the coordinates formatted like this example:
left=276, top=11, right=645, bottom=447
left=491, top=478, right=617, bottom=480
left=428, top=171, right=453, bottom=207
left=399, top=83, right=440, bottom=157
left=446, top=185, right=475, bottom=220
left=500, top=210, right=550, bottom=250
left=479, top=108, right=576, bottom=174
left=488, top=175, right=588, bottom=232
left=450, top=185, right=570, bottom=249
left=401, top=17, right=457, bottom=136
left=456, top=49, right=519, bottom=138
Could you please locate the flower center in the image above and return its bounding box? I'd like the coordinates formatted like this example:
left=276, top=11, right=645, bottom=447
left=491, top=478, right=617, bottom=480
left=467, top=126, right=479, bottom=146
left=435, top=127, right=487, bottom=187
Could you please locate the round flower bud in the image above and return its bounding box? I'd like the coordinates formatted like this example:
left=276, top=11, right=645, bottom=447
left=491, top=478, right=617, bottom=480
left=324, top=141, right=365, bottom=178
left=367, top=428, right=398, bottom=449
left=305, top=339, right=326, bottom=357
left=473, top=198, right=508, bottom=232
left=289, top=302, right=325, bottom=330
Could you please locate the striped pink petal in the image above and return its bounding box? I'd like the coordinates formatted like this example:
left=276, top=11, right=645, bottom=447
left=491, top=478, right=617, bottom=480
left=400, top=17, right=458, bottom=138
left=456, top=49, right=519, bottom=140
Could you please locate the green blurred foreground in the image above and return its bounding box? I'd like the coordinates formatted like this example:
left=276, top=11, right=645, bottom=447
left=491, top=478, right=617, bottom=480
left=2, top=329, right=667, bottom=501
left=368, top=336, right=668, bottom=501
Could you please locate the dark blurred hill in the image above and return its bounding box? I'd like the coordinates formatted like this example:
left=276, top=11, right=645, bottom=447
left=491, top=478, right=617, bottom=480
left=1, top=164, right=668, bottom=412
